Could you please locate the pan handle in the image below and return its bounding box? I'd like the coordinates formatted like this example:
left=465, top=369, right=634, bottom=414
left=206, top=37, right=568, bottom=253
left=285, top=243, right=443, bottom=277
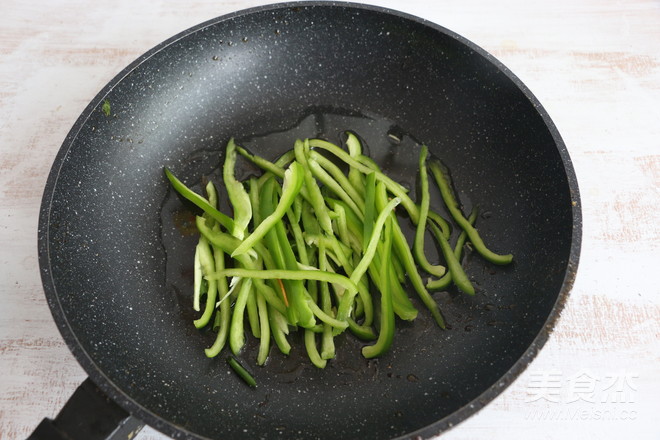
left=27, top=378, right=144, bottom=440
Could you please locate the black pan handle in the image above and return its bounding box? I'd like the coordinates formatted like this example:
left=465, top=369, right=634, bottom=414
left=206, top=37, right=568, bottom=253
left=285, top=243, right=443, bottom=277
left=28, top=378, right=144, bottom=440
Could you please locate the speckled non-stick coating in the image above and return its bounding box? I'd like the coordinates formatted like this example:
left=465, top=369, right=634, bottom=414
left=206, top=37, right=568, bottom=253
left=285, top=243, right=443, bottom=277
left=38, top=3, right=581, bottom=440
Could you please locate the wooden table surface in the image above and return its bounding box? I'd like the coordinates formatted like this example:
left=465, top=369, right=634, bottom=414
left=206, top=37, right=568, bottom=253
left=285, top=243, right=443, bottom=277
left=1, top=0, right=658, bottom=439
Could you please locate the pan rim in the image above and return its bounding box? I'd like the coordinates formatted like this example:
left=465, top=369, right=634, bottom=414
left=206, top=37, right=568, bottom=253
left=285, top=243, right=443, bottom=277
left=37, top=2, right=582, bottom=439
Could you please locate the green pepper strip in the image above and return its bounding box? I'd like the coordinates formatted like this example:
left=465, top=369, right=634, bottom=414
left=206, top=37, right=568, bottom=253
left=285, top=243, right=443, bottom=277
left=431, top=213, right=475, bottom=295
left=301, top=200, right=321, bottom=236
left=246, top=286, right=260, bottom=338
left=236, top=145, right=286, bottom=179
left=309, top=151, right=365, bottom=215
left=248, top=177, right=262, bottom=227
left=398, top=153, right=452, bottom=238
left=193, top=236, right=218, bottom=329
left=414, top=145, right=447, bottom=278
left=204, top=246, right=231, bottom=357
left=391, top=251, right=406, bottom=283
left=258, top=178, right=293, bottom=314
left=334, top=196, right=401, bottom=326
left=269, top=180, right=315, bottom=328
left=306, top=233, right=352, bottom=268
left=326, top=197, right=416, bottom=321
left=350, top=184, right=418, bottom=321
left=318, top=243, right=336, bottom=359
left=274, top=214, right=316, bottom=329
left=345, top=132, right=366, bottom=197
left=333, top=204, right=351, bottom=249
left=362, top=216, right=395, bottom=358
left=202, top=181, right=230, bottom=344
left=307, top=157, right=364, bottom=221
left=294, top=140, right=334, bottom=235
left=237, top=147, right=295, bottom=187
left=192, top=239, right=204, bottom=312
left=362, top=172, right=377, bottom=251
left=329, top=205, right=373, bottom=326
left=315, top=234, right=375, bottom=339
left=255, top=292, right=270, bottom=365
left=304, top=234, right=352, bottom=263
left=306, top=300, right=348, bottom=330
left=195, top=216, right=286, bottom=315
left=227, top=356, right=256, bottom=387
left=249, top=179, right=282, bottom=276
left=227, top=175, right=290, bottom=356
left=357, top=213, right=417, bottom=322
left=374, top=183, right=446, bottom=328
left=301, top=201, right=332, bottom=320
left=273, top=149, right=296, bottom=167
left=428, top=210, right=451, bottom=239
left=269, top=306, right=291, bottom=355
left=308, top=139, right=452, bottom=238
left=305, top=324, right=325, bottom=333
left=356, top=167, right=449, bottom=237
left=204, top=180, right=219, bottom=223
left=308, top=139, right=419, bottom=218
left=429, top=160, right=513, bottom=265
left=232, top=161, right=304, bottom=257
left=350, top=195, right=401, bottom=285
left=322, top=243, right=348, bottom=269
left=430, top=221, right=475, bottom=295
left=427, top=208, right=478, bottom=291
left=223, top=139, right=252, bottom=240
left=352, top=151, right=451, bottom=239
left=208, top=268, right=358, bottom=296
left=304, top=329, right=327, bottom=369
left=229, top=278, right=253, bottom=354
left=292, top=196, right=303, bottom=224
left=346, top=318, right=377, bottom=340
left=369, top=208, right=418, bottom=321
left=238, top=146, right=312, bottom=202
left=164, top=168, right=234, bottom=231
left=388, top=264, right=418, bottom=321
left=308, top=243, right=373, bottom=327
left=286, top=207, right=309, bottom=266
left=245, top=179, right=262, bottom=337
left=326, top=198, right=369, bottom=254
left=356, top=153, right=381, bottom=171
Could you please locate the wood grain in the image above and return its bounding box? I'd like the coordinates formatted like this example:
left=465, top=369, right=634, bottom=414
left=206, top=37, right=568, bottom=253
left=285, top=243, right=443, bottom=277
left=1, top=0, right=658, bottom=439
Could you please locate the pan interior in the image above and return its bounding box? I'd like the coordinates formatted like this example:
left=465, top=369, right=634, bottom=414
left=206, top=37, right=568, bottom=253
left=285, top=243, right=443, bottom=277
left=42, top=4, right=575, bottom=440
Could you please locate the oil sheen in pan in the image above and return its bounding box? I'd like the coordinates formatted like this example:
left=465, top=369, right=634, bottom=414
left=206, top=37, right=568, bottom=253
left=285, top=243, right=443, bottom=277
left=158, top=108, right=487, bottom=380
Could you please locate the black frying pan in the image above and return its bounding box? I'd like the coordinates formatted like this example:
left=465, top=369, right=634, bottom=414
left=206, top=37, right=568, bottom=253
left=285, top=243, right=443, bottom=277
left=35, top=3, right=581, bottom=440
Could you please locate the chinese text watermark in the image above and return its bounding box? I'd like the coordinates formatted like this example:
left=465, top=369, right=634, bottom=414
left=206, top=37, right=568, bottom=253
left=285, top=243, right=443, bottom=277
left=523, top=370, right=639, bottom=422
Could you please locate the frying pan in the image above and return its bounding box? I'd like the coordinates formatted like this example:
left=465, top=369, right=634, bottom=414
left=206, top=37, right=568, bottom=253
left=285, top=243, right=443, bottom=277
left=35, top=2, right=581, bottom=440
